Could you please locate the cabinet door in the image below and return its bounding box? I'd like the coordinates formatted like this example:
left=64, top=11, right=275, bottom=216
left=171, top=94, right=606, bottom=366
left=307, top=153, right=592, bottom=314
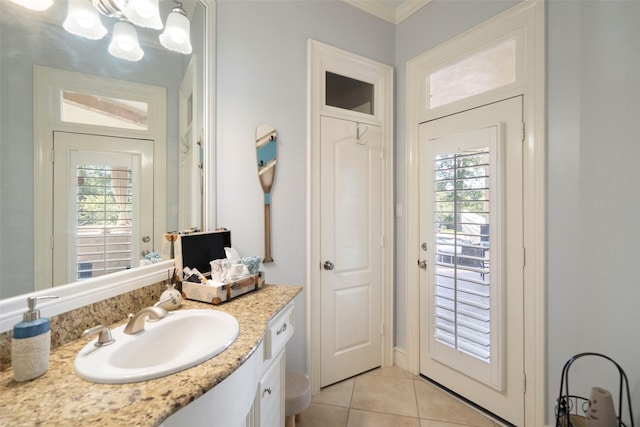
left=257, top=351, right=285, bottom=427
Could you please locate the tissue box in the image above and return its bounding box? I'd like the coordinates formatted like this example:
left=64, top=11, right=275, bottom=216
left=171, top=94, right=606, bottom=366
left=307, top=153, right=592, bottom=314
left=182, top=272, right=265, bottom=305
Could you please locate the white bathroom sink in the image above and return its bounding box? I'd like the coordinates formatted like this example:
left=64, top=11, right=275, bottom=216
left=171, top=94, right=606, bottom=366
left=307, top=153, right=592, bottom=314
left=74, top=309, right=239, bottom=384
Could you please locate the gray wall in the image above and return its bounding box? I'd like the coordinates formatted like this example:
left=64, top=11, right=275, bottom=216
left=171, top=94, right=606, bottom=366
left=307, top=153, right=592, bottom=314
left=215, top=0, right=395, bottom=374
left=217, top=0, right=640, bottom=423
left=547, top=1, right=640, bottom=424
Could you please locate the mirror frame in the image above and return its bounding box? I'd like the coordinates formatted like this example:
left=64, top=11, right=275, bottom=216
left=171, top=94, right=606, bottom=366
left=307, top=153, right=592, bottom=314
left=0, top=0, right=216, bottom=333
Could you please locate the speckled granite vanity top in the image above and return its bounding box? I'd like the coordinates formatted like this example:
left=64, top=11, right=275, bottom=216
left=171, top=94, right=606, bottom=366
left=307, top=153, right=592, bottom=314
left=0, top=284, right=301, bottom=427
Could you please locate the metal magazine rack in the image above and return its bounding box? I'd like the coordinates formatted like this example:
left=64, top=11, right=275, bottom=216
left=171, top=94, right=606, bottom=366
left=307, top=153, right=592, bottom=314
left=555, top=352, right=634, bottom=427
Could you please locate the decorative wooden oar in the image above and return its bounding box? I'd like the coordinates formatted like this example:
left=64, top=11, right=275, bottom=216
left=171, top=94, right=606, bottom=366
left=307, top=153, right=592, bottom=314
left=256, top=125, right=277, bottom=263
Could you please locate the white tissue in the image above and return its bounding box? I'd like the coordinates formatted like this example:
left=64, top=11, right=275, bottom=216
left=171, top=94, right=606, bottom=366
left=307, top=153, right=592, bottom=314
left=224, top=247, right=241, bottom=262
left=210, top=259, right=230, bottom=282
left=228, top=263, right=250, bottom=281
left=210, top=247, right=253, bottom=282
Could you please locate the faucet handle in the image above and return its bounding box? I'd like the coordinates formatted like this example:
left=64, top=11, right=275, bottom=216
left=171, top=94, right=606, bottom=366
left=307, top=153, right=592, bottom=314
left=82, top=325, right=115, bottom=347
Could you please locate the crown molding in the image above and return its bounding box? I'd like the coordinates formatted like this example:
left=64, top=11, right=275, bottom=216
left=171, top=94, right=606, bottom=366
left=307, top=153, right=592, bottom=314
left=342, top=0, right=431, bottom=24
left=395, top=0, right=431, bottom=23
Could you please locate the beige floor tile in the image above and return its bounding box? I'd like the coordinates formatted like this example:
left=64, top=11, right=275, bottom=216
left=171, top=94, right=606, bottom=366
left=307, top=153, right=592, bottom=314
left=351, top=374, right=418, bottom=417
left=420, top=420, right=478, bottom=427
left=312, top=377, right=355, bottom=408
left=414, top=379, right=495, bottom=427
left=297, top=403, right=349, bottom=427
left=347, top=409, right=420, bottom=427
left=359, top=365, right=418, bottom=380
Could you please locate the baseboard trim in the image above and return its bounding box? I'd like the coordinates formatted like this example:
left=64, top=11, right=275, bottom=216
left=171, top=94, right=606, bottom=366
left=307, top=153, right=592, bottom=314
left=393, top=347, right=407, bottom=370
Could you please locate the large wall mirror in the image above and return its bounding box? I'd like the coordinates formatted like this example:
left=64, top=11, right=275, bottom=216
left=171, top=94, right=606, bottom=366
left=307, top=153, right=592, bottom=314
left=0, top=0, right=215, bottom=301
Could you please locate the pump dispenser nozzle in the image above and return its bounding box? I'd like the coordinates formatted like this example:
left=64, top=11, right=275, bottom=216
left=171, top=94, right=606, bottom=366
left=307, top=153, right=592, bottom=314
left=23, top=295, right=58, bottom=322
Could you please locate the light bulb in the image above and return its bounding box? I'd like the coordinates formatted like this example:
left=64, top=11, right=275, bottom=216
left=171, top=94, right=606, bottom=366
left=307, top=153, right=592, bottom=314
left=63, top=0, right=107, bottom=40
left=122, top=0, right=163, bottom=30
left=159, top=5, right=192, bottom=54
left=169, top=29, right=186, bottom=44
left=9, top=0, right=53, bottom=11
left=109, top=21, right=144, bottom=62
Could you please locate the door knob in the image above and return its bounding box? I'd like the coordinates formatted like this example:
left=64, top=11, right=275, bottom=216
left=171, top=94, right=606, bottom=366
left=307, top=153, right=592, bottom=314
left=141, top=249, right=150, bottom=257
left=418, top=260, right=427, bottom=270
left=142, top=235, right=150, bottom=243
left=323, top=261, right=334, bottom=271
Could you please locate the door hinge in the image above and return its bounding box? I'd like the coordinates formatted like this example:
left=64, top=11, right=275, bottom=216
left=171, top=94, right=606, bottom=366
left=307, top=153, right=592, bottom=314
left=51, top=148, right=55, bottom=163
left=50, top=235, right=54, bottom=249
left=522, top=372, right=527, bottom=393
left=522, top=247, right=526, bottom=267
left=380, top=322, right=384, bottom=336
left=521, top=121, right=526, bottom=142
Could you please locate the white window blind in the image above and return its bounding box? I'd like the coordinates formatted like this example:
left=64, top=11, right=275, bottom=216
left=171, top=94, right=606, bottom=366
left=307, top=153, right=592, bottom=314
left=433, top=149, right=491, bottom=363
left=75, top=165, right=133, bottom=280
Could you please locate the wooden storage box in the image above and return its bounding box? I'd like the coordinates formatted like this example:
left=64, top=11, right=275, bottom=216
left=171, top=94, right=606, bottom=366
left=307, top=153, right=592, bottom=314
left=182, top=273, right=265, bottom=305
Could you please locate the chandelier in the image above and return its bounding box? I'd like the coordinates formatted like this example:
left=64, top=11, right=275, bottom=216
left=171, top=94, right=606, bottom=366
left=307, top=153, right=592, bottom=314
left=9, top=0, right=192, bottom=62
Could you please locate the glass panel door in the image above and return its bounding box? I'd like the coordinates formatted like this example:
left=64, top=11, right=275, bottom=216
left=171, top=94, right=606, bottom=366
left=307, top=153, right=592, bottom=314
left=418, top=97, right=524, bottom=425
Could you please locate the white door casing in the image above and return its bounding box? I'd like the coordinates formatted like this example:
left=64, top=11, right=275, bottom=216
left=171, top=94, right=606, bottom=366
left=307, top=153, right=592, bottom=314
left=320, top=116, right=383, bottom=387
left=404, top=2, right=545, bottom=425
left=308, top=40, right=394, bottom=393
left=419, top=97, right=524, bottom=425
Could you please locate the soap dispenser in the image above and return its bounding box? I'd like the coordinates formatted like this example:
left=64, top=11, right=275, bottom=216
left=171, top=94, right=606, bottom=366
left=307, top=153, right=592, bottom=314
left=12, top=295, right=58, bottom=382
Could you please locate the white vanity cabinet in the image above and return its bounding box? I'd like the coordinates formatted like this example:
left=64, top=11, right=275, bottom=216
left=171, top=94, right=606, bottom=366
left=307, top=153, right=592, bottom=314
left=252, top=351, right=285, bottom=427
left=251, top=302, right=294, bottom=426
left=162, top=303, right=295, bottom=427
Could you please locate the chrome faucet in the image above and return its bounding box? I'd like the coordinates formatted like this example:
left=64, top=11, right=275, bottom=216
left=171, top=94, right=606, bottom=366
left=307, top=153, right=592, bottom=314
left=123, top=306, right=168, bottom=335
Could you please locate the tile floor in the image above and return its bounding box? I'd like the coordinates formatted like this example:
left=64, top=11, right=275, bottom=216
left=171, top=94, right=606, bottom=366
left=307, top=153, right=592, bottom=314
left=296, top=366, right=503, bottom=427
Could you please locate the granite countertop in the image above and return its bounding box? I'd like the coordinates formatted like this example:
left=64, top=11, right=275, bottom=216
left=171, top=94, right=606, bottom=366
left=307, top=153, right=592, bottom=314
left=0, top=284, right=302, bottom=427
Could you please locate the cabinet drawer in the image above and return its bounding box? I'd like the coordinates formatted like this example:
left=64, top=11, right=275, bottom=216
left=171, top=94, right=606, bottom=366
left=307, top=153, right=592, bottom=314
left=257, top=352, right=285, bottom=427
left=264, top=302, right=294, bottom=360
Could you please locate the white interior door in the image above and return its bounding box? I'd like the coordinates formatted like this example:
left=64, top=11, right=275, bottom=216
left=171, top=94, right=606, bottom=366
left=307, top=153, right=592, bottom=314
left=419, top=97, right=524, bottom=425
left=52, top=131, right=153, bottom=286
left=320, top=116, right=383, bottom=387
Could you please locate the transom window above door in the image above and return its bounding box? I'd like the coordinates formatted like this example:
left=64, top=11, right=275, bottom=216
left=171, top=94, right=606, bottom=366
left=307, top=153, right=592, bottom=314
left=325, top=71, right=374, bottom=115
left=61, top=91, right=149, bottom=130
left=428, top=38, right=516, bottom=109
